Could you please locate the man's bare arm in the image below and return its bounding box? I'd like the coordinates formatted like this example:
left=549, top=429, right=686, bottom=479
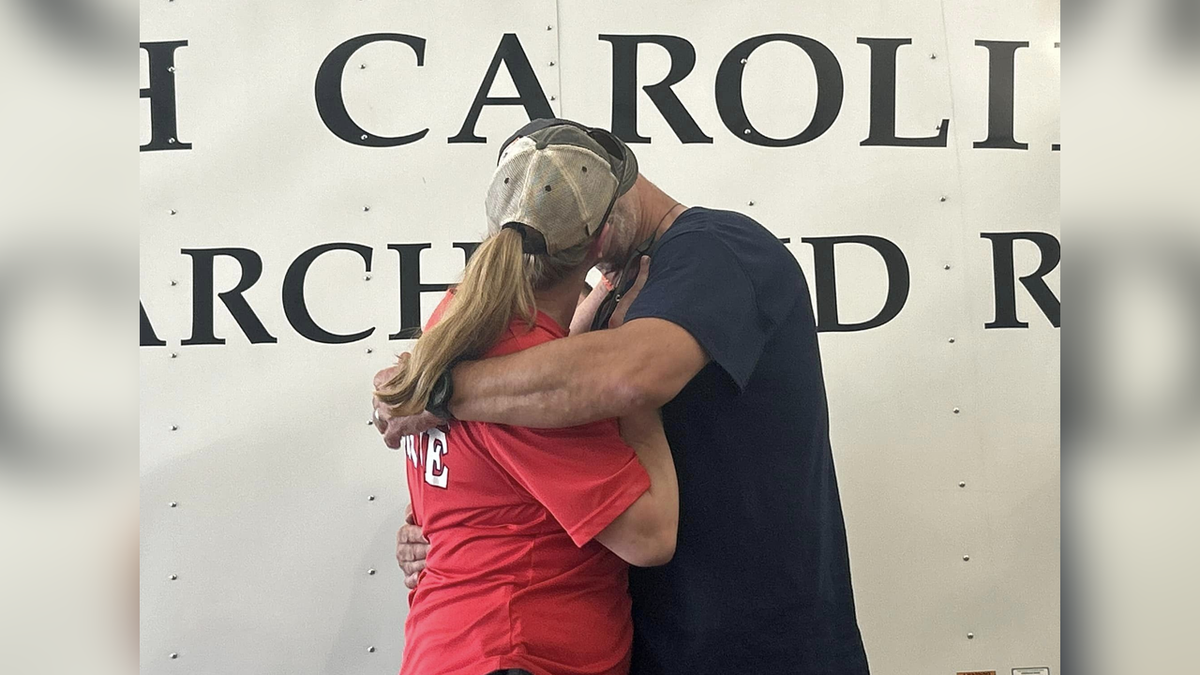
left=450, top=318, right=707, bottom=428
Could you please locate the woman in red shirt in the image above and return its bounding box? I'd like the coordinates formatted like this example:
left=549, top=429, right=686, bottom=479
left=375, top=129, right=679, bottom=675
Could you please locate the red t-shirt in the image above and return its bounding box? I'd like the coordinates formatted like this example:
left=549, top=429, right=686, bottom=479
left=399, top=293, right=652, bottom=675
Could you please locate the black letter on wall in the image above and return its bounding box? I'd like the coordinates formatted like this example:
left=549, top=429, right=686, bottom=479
left=858, top=38, right=949, bottom=147
left=974, top=40, right=1030, bottom=150
left=282, top=243, right=376, bottom=344
left=716, top=34, right=844, bottom=147
left=181, top=248, right=278, bottom=345
left=802, top=236, right=910, bottom=332
left=982, top=231, right=1060, bottom=328
left=140, top=41, right=191, bottom=152
left=599, top=35, right=712, bottom=144
left=140, top=303, right=166, bottom=347
left=389, top=243, right=481, bottom=338
left=315, top=33, right=429, bottom=147
left=449, top=34, right=553, bottom=144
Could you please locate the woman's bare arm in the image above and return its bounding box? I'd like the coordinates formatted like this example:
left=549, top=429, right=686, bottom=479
left=594, top=408, right=679, bottom=567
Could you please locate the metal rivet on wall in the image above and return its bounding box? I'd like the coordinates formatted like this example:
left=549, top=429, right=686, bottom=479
left=367, top=419, right=375, bottom=426
left=362, top=205, right=370, bottom=212
left=930, top=53, right=938, bottom=60
left=948, top=338, right=956, bottom=344
left=962, top=555, right=970, bottom=561
left=546, top=25, right=553, bottom=31
left=747, top=200, right=755, bottom=206
left=958, top=482, right=966, bottom=488
left=550, top=95, right=556, bottom=101
left=367, top=646, right=376, bottom=653
left=359, top=64, right=367, bottom=70
left=365, top=347, right=374, bottom=354
left=168, top=138, right=176, bottom=144
left=170, top=352, right=178, bottom=359
left=361, top=134, right=369, bottom=141
left=169, top=653, right=179, bottom=659
left=548, top=61, right=556, bottom=66
left=363, top=274, right=372, bottom=281
left=169, top=279, right=178, bottom=287
left=940, top=196, right=948, bottom=202
left=169, top=501, right=178, bottom=508
left=944, top=264, right=952, bottom=270
left=966, top=633, right=975, bottom=640
left=368, top=568, right=376, bottom=576
left=743, top=128, right=751, bottom=135
left=740, top=58, right=748, bottom=64
left=952, top=408, right=961, bottom=414
left=169, top=424, right=179, bottom=431
left=169, top=209, right=177, bottom=216
left=169, top=574, right=178, bottom=580
left=168, top=66, right=176, bottom=72
left=367, top=495, right=376, bottom=502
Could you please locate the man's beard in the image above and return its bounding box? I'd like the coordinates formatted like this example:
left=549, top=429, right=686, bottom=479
left=596, top=202, right=642, bottom=279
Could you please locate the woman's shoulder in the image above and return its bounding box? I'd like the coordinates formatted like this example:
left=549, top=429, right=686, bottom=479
left=484, top=311, right=566, bottom=358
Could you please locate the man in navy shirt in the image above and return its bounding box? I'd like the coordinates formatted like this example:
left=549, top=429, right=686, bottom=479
left=376, top=119, right=870, bottom=675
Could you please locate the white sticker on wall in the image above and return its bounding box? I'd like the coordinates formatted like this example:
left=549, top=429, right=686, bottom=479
left=1013, top=668, right=1050, bottom=675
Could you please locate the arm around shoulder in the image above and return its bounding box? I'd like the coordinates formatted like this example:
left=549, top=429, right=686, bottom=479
left=610, top=318, right=709, bottom=411
left=447, top=317, right=708, bottom=428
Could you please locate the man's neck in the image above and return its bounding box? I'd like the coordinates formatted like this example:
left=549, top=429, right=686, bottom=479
left=636, top=179, right=687, bottom=242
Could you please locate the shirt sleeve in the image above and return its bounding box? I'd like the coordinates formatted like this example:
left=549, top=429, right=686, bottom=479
left=479, top=419, right=651, bottom=547
left=624, top=231, right=771, bottom=390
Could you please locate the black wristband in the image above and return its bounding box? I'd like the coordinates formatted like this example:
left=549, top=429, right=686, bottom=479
left=424, top=365, right=456, bottom=421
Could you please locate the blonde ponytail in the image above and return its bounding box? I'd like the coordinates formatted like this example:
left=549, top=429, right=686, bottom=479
left=375, top=227, right=534, bottom=416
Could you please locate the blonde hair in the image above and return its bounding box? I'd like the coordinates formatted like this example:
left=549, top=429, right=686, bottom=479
left=375, top=226, right=592, bottom=416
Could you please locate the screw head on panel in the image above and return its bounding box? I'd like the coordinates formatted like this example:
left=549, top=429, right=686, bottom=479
left=169, top=424, right=179, bottom=431
left=368, top=568, right=376, bottom=576
left=548, top=61, right=556, bottom=66
left=952, top=408, right=961, bottom=414
left=743, top=128, right=751, bottom=135
left=747, top=200, right=755, bottom=206
left=168, top=66, right=176, bottom=72
left=948, top=338, right=956, bottom=344
left=550, top=95, right=556, bottom=101
left=365, top=347, right=374, bottom=354
left=940, top=196, right=948, bottom=202
left=359, top=64, right=367, bottom=70
left=367, top=495, right=376, bottom=502
left=367, top=646, right=376, bottom=653
left=361, top=134, right=369, bottom=141
left=944, top=264, right=952, bottom=270
left=169, top=209, right=177, bottom=216
left=169, top=501, right=178, bottom=508
left=362, top=205, right=370, bottom=212
left=367, top=419, right=375, bottom=426
left=962, top=555, right=970, bottom=561
left=547, top=25, right=553, bottom=30
left=966, top=633, right=975, bottom=640
left=930, top=53, right=938, bottom=60
left=169, top=279, right=178, bottom=287
left=168, top=138, right=176, bottom=144
left=170, top=352, right=178, bottom=359
left=169, top=574, right=178, bottom=580
left=740, top=58, right=748, bottom=64
left=958, top=482, right=966, bottom=488
left=169, top=653, right=179, bottom=659
left=363, top=274, right=372, bottom=281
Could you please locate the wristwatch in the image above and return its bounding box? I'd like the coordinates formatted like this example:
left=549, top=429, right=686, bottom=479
left=424, top=366, right=456, bottom=421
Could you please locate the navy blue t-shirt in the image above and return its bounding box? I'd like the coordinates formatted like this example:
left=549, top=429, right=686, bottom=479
left=624, top=207, right=870, bottom=675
